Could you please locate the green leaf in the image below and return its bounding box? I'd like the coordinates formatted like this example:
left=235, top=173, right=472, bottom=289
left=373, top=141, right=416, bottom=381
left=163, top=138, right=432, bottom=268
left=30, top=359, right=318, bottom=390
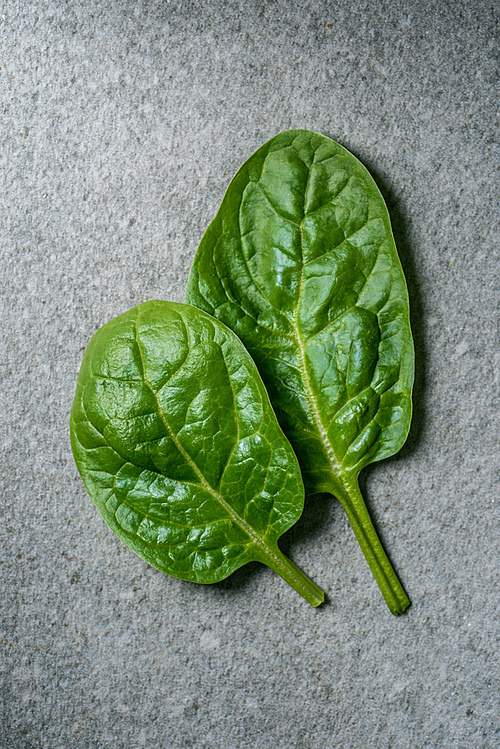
left=70, top=300, right=324, bottom=607
left=185, top=129, right=414, bottom=614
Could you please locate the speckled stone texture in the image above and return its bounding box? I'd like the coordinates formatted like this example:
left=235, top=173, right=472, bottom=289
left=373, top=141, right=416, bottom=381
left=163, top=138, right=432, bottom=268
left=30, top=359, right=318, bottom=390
left=1, top=1, right=498, bottom=747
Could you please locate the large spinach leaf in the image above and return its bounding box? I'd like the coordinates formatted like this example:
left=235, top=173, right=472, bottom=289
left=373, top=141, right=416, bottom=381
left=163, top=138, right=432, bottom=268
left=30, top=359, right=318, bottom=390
left=70, top=301, right=324, bottom=606
left=185, top=130, right=414, bottom=614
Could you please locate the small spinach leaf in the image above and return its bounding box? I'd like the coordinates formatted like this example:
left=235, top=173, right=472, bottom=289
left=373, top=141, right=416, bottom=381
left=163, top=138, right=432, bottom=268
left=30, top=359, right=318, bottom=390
left=185, top=129, right=414, bottom=614
left=70, top=301, right=324, bottom=607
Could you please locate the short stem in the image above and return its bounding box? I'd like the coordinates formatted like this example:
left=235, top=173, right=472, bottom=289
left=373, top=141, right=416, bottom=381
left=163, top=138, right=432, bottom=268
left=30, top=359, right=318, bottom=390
left=260, top=546, right=325, bottom=607
left=335, top=476, right=410, bottom=615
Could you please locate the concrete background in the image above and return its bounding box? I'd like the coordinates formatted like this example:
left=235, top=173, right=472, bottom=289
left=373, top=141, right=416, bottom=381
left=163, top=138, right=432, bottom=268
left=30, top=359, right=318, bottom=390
left=1, top=1, right=498, bottom=747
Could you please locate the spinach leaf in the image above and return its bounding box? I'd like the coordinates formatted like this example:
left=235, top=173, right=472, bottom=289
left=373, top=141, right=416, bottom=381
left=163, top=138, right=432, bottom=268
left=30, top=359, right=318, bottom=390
left=185, top=130, right=414, bottom=614
left=70, top=301, right=324, bottom=606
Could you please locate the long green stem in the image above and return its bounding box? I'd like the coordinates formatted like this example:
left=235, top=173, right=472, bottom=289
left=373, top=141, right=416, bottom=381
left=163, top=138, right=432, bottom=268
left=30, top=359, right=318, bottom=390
left=259, top=546, right=325, bottom=607
left=335, top=476, right=410, bottom=615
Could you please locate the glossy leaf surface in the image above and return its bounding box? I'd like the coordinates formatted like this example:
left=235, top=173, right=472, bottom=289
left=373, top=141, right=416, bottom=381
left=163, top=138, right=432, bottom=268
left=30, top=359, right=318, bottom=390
left=70, top=301, right=324, bottom=606
left=185, top=130, right=414, bottom=613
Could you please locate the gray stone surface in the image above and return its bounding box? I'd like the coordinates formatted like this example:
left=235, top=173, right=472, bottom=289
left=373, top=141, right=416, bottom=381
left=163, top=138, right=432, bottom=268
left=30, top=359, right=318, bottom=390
left=1, top=1, right=498, bottom=747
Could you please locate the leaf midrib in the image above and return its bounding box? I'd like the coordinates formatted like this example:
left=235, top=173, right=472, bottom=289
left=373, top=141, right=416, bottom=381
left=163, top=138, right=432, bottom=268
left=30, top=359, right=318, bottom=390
left=280, top=145, right=381, bottom=485
left=238, top=148, right=349, bottom=485
left=132, top=314, right=303, bottom=584
left=293, top=153, right=345, bottom=484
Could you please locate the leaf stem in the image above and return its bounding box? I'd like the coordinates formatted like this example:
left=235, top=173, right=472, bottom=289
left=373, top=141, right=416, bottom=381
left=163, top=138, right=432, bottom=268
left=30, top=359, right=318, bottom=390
left=335, top=477, right=410, bottom=615
left=259, top=546, right=325, bottom=607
